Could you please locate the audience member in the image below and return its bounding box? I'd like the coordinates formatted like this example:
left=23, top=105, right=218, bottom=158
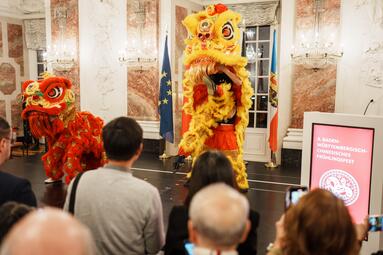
left=0, top=208, right=95, bottom=255
left=0, top=116, right=37, bottom=207
left=267, top=188, right=363, bottom=255
left=188, top=183, right=250, bottom=255
left=0, top=202, right=33, bottom=244
left=64, top=116, right=165, bottom=255
left=164, top=150, right=259, bottom=255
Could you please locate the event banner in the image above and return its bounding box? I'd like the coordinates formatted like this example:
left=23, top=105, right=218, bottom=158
left=310, top=124, right=374, bottom=223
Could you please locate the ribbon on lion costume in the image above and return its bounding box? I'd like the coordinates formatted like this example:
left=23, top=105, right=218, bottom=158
left=178, top=4, right=253, bottom=190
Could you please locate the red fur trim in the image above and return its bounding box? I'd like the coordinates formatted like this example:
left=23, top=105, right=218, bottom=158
left=231, top=84, right=242, bottom=107
left=193, top=84, right=208, bottom=109
left=39, top=77, right=72, bottom=92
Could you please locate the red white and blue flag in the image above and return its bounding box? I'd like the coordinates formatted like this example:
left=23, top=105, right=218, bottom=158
left=269, top=29, right=278, bottom=152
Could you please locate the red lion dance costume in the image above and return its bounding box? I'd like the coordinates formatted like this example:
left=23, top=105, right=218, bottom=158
left=179, top=4, right=253, bottom=190
left=21, top=75, right=106, bottom=184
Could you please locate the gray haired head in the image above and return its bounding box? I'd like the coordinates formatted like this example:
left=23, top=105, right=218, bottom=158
left=189, top=183, right=249, bottom=248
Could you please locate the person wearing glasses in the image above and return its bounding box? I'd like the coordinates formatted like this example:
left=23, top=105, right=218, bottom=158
left=0, top=116, right=37, bottom=207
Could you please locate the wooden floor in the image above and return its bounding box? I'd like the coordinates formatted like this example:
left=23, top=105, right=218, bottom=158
left=1, top=151, right=301, bottom=253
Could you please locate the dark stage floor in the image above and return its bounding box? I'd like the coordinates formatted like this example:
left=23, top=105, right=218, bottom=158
left=1, top=151, right=301, bottom=253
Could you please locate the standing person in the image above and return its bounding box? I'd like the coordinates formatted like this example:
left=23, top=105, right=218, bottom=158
left=64, top=116, right=165, bottom=255
left=164, top=150, right=259, bottom=255
left=0, top=117, right=37, bottom=207
left=188, top=183, right=251, bottom=255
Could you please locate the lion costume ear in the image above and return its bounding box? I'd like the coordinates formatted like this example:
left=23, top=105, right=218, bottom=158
left=22, top=80, right=35, bottom=91
left=182, top=11, right=207, bottom=37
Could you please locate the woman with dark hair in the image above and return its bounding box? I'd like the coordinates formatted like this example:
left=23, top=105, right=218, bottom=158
left=164, top=150, right=259, bottom=255
left=267, top=188, right=366, bottom=255
left=0, top=201, right=33, bottom=244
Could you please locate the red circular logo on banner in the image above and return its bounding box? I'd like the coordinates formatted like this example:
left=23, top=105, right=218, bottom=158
left=319, top=169, right=360, bottom=206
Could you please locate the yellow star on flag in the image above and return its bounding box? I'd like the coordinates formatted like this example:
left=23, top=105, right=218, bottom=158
left=161, top=72, right=167, bottom=79
left=163, top=98, right=168, bottom=104
left=167, top=90, right=172, bottom=96
left=166, top=80, right=172, bottom=86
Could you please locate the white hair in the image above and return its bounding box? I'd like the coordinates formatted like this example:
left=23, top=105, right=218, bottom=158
left=0, top=208, right=96, bottom=255
left=189, top=183, right=249, bottom=248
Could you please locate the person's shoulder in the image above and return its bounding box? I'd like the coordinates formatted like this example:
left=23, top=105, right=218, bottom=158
left=169, top=205, right=188, bottom=220
left=170, top=205, right=188, bottom=215
left=0, top=171, right=29, bottom=185
left=131, top=175, right=159, bottom=192
left=249, top=209, right=260, bottom=226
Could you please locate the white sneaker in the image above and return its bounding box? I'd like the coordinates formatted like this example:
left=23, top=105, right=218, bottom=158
left=44, top=177, right=62, bottom=184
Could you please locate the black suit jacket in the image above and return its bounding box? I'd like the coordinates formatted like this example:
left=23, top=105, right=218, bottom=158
left=0, top=171, right=37, bottom=207
left=163, top=205, right=259, bottom=255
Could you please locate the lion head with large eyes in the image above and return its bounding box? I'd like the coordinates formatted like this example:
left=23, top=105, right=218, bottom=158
left=182, top=4, right=246, bottom=70
left=21, top=75, right=76, bottom=139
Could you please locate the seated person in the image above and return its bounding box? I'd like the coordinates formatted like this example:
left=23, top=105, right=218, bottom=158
left=64, top=116, right=165, bottom=255
left=0, top=208, right=95, bottom=255
left=0, top=116, right=37, bottom=207
left=267, top=188, right=367, bottom=255
left=0, top=201, right=33, bottom=244
left=164, top=150, right=259, bottom=255
left=188, top=183, right=251, bottom=255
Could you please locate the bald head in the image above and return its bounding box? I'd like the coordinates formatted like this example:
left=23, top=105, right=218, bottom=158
left=189, top=183, right=250, bottom=249
left=0, top=208, right=95, bottom=255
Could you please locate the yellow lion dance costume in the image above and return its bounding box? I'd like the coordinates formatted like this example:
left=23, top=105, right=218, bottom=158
left=179, top=4, right=253, bottom=190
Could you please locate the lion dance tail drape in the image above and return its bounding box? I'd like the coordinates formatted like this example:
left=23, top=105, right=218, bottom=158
left=178, top=4, right=253, bottom=190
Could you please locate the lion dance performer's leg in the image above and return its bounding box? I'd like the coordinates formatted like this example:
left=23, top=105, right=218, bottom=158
left=42, top=145, right=65, bottom=180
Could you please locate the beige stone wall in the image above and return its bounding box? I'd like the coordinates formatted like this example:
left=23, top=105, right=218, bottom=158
left=290, top=0, right=340, bottom=128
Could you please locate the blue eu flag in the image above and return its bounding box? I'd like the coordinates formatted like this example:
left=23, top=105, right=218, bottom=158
left=159, top=35, right=174, bottom=143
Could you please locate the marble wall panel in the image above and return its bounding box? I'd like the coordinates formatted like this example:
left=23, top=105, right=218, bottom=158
left=0, top=101, right=5, bottom=118
left=127, top=0, right=159, bottom=121
left=79, top=0, right=127, bottom=122
left=7, top=24, right=24, bottom=76
left=0, top=63, right=16, bottom=95
left=0, top=23, right=2, bottom=57
left=50, top=0, right=80, bottom=110
left=291, top=64, right=336, bottom=128
left=174, top=80, right=183, bottom=143
left=335, top=0, right=383, bottom=115
left=175, top=6, right=188, bottom=75
left=128, top=66, right=159, bottom=120
left=11, top=96, right=23, bottom=134
left=174, top=6, right=188, bottom=143
left=291, top=0, right=340, bottom=128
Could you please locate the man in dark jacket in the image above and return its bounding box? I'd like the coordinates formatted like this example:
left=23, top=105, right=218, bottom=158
left=0, top=116, right=36, bottom=207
